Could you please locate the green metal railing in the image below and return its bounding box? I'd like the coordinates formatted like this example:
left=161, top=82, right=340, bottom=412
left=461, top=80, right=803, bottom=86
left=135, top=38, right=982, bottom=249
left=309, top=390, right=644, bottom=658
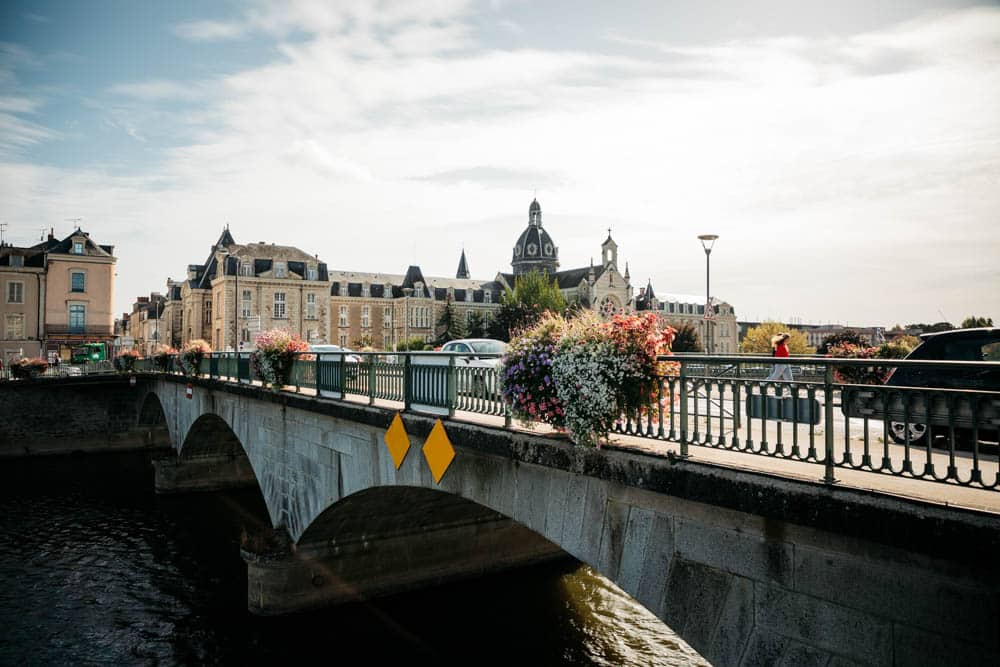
left=131, top=351, right=1000, bottom=491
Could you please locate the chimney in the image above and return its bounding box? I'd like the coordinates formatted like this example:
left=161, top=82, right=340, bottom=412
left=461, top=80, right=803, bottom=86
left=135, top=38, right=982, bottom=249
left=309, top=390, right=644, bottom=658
left=48, top=227, right=55, bottom=241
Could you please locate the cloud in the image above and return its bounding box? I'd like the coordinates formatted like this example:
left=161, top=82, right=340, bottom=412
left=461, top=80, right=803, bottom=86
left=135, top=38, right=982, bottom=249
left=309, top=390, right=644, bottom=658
left=415, top=166, right=562, bottom=189
left=3, top=3, right=999, bottom=324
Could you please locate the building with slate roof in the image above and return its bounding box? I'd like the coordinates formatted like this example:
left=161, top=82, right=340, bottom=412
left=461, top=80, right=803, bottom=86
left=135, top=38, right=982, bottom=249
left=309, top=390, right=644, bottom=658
left=497, top=199, right=633, bottom=319
left=1, top=240, right=47, bottom=361
left=179, top=228, right=330, bottom=350
left=329, top=262, right=503, bottom=349
left=635, top=279, right=738, bottom=353
left=2, top=227, right=118, bottom=363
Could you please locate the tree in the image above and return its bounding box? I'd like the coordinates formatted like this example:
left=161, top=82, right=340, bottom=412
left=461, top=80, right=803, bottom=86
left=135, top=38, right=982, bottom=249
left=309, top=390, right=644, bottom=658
left=961, top=316, right=993, bottom=329
left=494, top=270, right=566, bottom=341
left=670, top=322, right=703, bottom=352
left=435, top=296, right=466, bottom=344
left=466, top=310, right=486, bottom=338
left=817, top=331, right=868, bottom=354
left=396, top=336, right=428, bottom=351
left=905, top=322, right=954, bottom=334
left=740, top=321, right=814, bottom=355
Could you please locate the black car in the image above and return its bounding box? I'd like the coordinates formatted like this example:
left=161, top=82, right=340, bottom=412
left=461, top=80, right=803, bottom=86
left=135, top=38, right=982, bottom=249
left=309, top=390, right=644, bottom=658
left=883, top=328, right=1000, bottom=444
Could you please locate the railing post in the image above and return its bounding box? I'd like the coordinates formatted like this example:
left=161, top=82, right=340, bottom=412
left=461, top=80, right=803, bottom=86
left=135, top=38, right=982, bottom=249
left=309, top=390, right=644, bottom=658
left=447, top=355, right=456, bottom=418
left=823, top=364, right=836, bottom=485
left=315, top=352, right=320, bottom=395
left=403, top=353, right=411, bottom=411
left=679, top=362, right=689, bottom=457
left=368, top=356, right=376, bottom=406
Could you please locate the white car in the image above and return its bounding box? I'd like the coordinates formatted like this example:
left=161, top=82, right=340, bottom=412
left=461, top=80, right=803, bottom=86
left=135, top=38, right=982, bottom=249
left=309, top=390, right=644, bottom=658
left=439, top=339, right=508, bottom=368
left=440, top=339, right=508, bottom=394
left=309, top=344, right=362, bottom=364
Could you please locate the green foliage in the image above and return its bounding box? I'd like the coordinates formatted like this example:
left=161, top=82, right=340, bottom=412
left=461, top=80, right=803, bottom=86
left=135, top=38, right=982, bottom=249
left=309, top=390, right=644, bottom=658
left=396, top=336, right=428, bottom=351
left=435, top=297, right=466, bottom=344
left=905, top=322, right=954, bottom=333
left=466, top=310, right=486, bottom=338
left=889, top=334, right=921, bottom=350
left=739, top=322, right=814, bottom=355
left=495, top=270, right=566, bottom=341
left=817, top=331, right=868, bottom=354
left=670, top=322, right=702, bottom=353
left=961, top=316, right=994, bottom=329
left=352, top=334, right=374, bottom=349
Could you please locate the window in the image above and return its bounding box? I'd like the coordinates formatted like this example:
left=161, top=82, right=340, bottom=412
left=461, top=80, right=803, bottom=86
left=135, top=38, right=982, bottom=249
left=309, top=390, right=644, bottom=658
left=384, top=284, right=392, bottom=298
left=361, top=305, right=370, bottom=328
left=241, top=328, right=252, bottom=343
left=217, top=298, right=223, bottom=317
left=203, top=300, right=212, bottom=325
left=339, top=305, right=348, bottom=327
left=69, top=304, right=86, bottom=333
left=484, top=291, right=491, bottom=304
left=362, top=284, right=370, bottom=297
left=273, top=292, right=286, bottom=319
left=242, top=290, right=252, bottom=317
left=306, top=293, right=316, bottom=319
left=240, top=262, right=253, bottom=277
left=10, top=255, right=23, bottom=268
left=73, top=242, right=84, bottom=255
left=307, top=266, right=318, bottom=281
left=384, top=306, right=392, bottom=326
left=70, top=272, right=85, bottom=293
left=6, top=281, right=24, bottom=304
left=4, top=313, right=25, bottom=340
left=274, top=262, right=287, bottom=278
left=338, top=334, right=347, bottom=347
left=339, top=284, right=347, bottom=297
left=465, top=290, right=473, bottom=302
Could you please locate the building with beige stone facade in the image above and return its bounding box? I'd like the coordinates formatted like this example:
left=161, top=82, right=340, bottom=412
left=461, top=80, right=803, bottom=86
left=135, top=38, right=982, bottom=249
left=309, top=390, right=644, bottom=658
left=1, top=228, right=116, bottom=363
left=179, top=229, right=330, bottom=351
left=1, top=243, right=45, bottom=362
left=42, top=229, right=116, bottom=360
left=329, top=262, right=502, bottom=350
left=635, top=280, right=738, bottom=354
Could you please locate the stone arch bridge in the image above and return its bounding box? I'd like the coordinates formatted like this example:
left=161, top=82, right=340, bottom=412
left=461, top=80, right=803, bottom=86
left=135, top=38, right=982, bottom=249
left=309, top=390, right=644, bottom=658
left=82, top=376, right=1000, bottom=664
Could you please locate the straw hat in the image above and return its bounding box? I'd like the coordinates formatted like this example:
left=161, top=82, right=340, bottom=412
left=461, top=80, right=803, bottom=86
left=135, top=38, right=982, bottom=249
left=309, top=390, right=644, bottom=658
left=771, top=332, right=790, bottom=346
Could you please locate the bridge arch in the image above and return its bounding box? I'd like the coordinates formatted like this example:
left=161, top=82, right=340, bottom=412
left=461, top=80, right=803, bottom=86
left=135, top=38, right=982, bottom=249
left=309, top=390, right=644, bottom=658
left=149, top=377, right=1000, bottom=666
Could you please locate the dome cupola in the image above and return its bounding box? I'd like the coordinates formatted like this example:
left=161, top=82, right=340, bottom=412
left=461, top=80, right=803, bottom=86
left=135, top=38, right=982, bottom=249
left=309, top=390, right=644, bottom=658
left=512, top=198, right=559, bottom=276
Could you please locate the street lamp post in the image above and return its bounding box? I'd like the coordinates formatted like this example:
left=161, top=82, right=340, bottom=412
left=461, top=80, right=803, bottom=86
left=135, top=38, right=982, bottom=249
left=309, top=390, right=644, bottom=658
left=697, top=234, right=719, bottom=354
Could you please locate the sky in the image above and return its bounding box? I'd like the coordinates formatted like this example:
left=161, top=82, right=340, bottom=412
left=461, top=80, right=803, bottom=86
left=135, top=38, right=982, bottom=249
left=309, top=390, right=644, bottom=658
left=1, top=0, right=998, bottom=327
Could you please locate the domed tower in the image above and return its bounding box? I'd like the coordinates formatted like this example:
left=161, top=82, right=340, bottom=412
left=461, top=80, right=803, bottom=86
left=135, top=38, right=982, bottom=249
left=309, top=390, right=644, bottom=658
left=512, top=198, right=559, bottom=277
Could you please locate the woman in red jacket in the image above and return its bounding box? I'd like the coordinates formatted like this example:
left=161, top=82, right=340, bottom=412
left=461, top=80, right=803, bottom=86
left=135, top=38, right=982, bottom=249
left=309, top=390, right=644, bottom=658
left=765, top=332, right=793, bottom=382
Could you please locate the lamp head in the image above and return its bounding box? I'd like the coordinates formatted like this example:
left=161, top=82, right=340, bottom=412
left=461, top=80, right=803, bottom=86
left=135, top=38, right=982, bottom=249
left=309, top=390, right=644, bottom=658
left=698, top=234, right=719, bottom=253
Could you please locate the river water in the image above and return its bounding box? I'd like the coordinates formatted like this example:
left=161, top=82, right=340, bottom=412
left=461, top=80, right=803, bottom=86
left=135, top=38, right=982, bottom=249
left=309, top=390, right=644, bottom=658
left=0, top=452, right=706, bottom=666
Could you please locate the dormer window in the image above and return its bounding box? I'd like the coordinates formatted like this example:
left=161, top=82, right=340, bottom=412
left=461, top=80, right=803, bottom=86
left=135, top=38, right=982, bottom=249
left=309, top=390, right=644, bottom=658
left=73, top=241, right=84, bottom=255
left=240, top=262, right=253, bottom=277
left=339, top=284, right=347, bottom=297
left=484, top=291, right=492, bottom=304
left=10, top=255, right=23, bottom=268
left=307, top=266, right=318, bottom=281
left=362, top=283, right=370, bottom=298
left=465, top=289, right=473, bottom=303
left=384, top=283, right=392, bottom=298
left=274, top=262, right=287, bottom=278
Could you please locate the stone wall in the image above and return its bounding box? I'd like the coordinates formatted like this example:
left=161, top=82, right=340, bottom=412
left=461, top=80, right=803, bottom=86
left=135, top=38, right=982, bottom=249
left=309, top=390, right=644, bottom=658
left=0, top=375, right=168, bottom=456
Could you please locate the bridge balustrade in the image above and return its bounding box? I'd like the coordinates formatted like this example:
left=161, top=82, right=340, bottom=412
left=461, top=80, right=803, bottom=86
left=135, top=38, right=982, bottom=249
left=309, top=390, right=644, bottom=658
left=64, top=351, right=1000, bottom=491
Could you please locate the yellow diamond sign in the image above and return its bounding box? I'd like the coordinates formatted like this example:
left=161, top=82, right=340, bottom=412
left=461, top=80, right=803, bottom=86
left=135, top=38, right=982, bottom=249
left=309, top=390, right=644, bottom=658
left=423, top=419, right=455, bottom=484
left=384, top=412, right=411, bottom=469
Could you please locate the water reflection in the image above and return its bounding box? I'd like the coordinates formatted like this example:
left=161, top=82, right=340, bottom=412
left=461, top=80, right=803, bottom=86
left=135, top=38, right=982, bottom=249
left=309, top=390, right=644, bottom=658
left=0, top=453, right=706, bottom=666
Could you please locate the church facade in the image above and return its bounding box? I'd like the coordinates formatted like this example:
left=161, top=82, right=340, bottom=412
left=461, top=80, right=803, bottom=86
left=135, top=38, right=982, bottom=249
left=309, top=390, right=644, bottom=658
left=496, top=198, right=634, bottom=318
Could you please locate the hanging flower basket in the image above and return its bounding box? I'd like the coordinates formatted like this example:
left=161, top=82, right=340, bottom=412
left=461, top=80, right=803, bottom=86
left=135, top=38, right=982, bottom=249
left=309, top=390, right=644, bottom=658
left=118, top=349, right=140, bottom=373
left=10, top=357, right=48, bottom=380
left=501, top=311, right=676, bottom=447
left=250, top=329, right=309, bottom=391
left=151, top=345, right=178, bottom=372
left=181, top=339, right=211, bottom=376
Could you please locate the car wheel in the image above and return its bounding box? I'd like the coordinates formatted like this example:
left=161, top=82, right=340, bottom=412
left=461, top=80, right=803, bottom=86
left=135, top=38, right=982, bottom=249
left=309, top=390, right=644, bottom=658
left=887, top=421, right=928, bottom=445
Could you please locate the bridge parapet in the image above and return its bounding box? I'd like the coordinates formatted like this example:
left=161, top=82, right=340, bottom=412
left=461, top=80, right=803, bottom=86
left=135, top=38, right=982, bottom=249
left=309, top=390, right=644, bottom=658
left=145, top=373, right=1000, bottom=666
